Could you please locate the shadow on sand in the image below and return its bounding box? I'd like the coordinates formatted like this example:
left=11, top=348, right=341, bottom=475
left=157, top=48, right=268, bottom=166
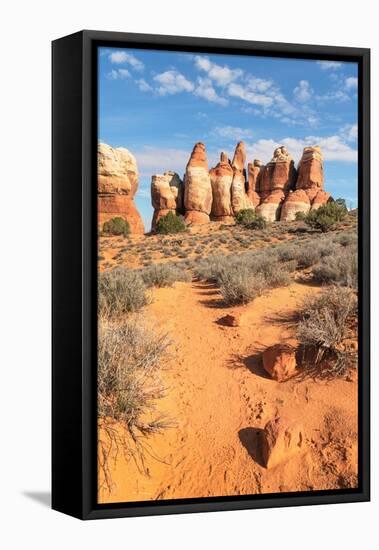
left=227, top=350, right=271, bottom=379
left=238, top=427, right=266, bottom=467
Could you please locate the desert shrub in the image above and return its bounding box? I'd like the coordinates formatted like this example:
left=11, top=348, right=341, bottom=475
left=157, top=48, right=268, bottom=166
left=295, top=211, right=307, bottom=221
left=194, top=255, right=230, bottom=282
left=140, top=263, right=190, bottom=288
left=312, top=247, right=357, bottom=289
left=236, top=209, right=256, bottom=225
left=304, top=201, right=347, bottom=232
left=196, top=250, right=291, bottom=304
left=295, top=247, right=322, bottom=268
left=219, top=267, right=265, bottom=305
left=236, top=209, right=267, bottom=229
left=98, top=317, right=172, bottom=489
left=155, top=212, right=186, bottom=234
left=253, top=255, right=291, bottom=287
left=277, top=243, right=299, bottom=262
left=103, top=217, right=130, bottom=236
left=333, top=232, right=357, bottom=247
left=277, top=238, right=338, bottom=268
left=297, top=286, right=357, bottom=377
left=98, top=268, right=148, bottom=317
left=335, top=198, right=348, bottom=211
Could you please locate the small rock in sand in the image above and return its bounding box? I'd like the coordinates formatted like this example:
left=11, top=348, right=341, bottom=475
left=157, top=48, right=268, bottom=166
left=262, top=343, right=298, bottom=382
left=219, top=311, right=250, bottom=327
left=261, top=416, right=305, bottom=469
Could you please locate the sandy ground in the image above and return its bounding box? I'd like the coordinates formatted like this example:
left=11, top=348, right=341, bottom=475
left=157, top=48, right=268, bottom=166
left=98, top=279, right=358, bottom=503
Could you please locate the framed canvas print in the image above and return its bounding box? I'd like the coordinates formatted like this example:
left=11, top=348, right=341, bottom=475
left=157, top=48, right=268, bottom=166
left=52, top=30, right=370, bottom=520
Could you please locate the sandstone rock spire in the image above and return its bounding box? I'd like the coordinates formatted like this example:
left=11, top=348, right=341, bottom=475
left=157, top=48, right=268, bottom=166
left=209, top=152, right=234, bottom=222
left=231, top=141, right=254, bottom=214
left=247, top=159, right=263, bottom=207
left=184, top=142, right=213, bottom=224
left=97, top=142, right=144, bottom=234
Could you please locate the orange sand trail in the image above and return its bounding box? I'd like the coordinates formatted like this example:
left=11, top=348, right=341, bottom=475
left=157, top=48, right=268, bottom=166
left=99, top=280, right=358, bottom=503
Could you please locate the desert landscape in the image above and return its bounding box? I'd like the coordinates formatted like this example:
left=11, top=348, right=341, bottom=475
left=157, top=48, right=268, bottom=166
left=97, top=139, right=358, bottom=503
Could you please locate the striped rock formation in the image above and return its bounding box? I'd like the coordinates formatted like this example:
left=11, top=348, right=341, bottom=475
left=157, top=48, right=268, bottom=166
left=231, top=142, right=254, bottom=214
left=256, top=147, right=296, bottom=221
left=151, top=171, right=183, bottom=230
left=97, top=142, right=144, bottom=234
left=247, top=159, right=263, bottom=207
left=280, top=146, right=330, bottom=220
left=311, top=189, right=331, bottom=210
left=296, top=146, right=324, bottom=202
left=280, top=189, right=311, bottom=221
left=256, top=189, right=286, bottom=222
left=209, top=152, right=234, bottom=222
left=184, top=142, right=213, bottom=225
left=260, top=146, right=297, bottom=201
left=146, top=140, right=333, bottom=228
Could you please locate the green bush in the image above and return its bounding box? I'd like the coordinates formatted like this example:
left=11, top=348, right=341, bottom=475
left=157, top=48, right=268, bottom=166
left=304, top=201, right=347, bottom=232
left=236, top=209, right=267, bottom=229
left=103, top=217, right=130, bottom=236
left=155, top=211, right=186, bottom=234
left=98, top=268, right=148, bottom=317
left=295, top=211, right=307, bottom=221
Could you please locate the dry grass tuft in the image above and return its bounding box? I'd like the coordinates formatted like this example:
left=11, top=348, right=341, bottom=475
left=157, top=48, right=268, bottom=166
left=98, top=316, right=173, bottom=491
left=297, top=286, right=357, bottom=378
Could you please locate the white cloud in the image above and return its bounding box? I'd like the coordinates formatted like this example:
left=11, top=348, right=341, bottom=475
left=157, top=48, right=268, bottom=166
left=106, top=68, right=130, bottom=80
left=153, top=70, right=194, bottom=95
left=246, top=77, right=273, bottom=93
left=317, top=61, right=343, bottom=70
left=248, top=135, right=357, bottom=164
left=134, top=145, right=221, bottom=176
left=107, top=69, right=118, bottom=80
left=118, top=69, right=131, bottom=78
left=227, top=82, right=273, bottom=107
left=214, top=126, right=254, bottom=140
left=293, top=80, right=313, bottom=103
left=340, top=123, right=358, bottom=142
left=194, top=77, right=228, bottom=105
left=345, top=76, right=358, bottom=90
left=316, top=90, right=350, bottom=103
left=136, top=78, right=153, bottom=92
left=194, top=55, right=243, bottom=86
left=134, top=146, right=190, bottom=176
left=109, top=51, right=144, bottom=71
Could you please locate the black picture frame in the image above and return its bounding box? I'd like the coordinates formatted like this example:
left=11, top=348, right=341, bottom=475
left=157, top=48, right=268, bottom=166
left=52, top=30, right=370, bottom=520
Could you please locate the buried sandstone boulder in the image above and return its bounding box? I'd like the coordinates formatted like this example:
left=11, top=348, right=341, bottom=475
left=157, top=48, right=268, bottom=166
left=262, top=342, right=298, bottom=382
left=261, top=416, right=305, bottom=469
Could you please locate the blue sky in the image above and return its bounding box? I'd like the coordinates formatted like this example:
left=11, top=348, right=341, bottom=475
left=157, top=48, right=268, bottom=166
left=99, top=47, right=358, bottom=230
